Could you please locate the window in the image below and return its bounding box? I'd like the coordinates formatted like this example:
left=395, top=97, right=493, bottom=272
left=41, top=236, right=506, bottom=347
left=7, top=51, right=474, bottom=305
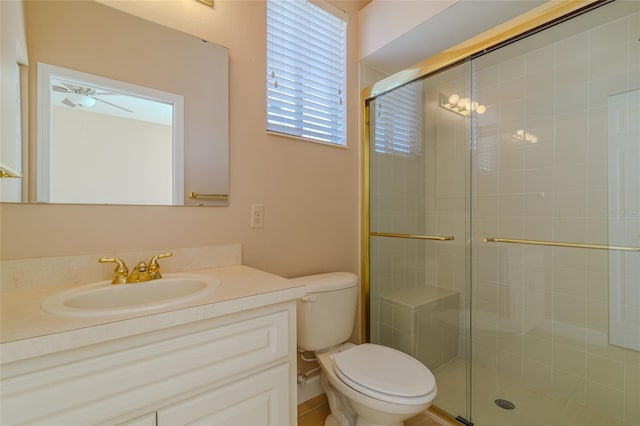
left=266, top=0, right=347, bottom=146
left=373, top=81, right=423, bottom=157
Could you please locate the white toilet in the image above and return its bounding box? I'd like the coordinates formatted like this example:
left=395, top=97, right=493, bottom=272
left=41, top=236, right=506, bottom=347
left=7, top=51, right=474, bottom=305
left=293, top=272, right=437, bottom=426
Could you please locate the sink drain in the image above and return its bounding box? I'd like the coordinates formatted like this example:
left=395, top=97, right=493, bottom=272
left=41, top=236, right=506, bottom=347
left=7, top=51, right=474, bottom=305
left=494, top=399, right=515, bottom=410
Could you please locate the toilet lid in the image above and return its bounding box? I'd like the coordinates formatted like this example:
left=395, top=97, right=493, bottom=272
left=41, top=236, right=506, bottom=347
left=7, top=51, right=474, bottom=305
left=333, top=344, right=436, bottom=404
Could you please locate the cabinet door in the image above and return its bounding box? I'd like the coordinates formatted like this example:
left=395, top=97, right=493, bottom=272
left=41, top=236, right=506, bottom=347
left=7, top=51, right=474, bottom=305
left=157, top=363, right=290, bottom=426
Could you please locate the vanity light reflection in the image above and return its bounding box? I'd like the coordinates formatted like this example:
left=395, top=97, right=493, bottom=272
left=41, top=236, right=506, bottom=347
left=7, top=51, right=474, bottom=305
left=511, top=129, right=538, bottom=144
left=439, top=93, right=487, bottom=116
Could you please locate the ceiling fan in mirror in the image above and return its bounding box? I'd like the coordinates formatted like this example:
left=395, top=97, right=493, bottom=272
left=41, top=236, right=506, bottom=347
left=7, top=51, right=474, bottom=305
left=52, top=81, right=133, bottom=113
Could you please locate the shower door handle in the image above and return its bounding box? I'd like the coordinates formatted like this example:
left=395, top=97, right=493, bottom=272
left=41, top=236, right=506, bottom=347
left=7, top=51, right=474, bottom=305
left=371, top=232, right=454, bottom=241
left=484, top=237, right=640, bottom=252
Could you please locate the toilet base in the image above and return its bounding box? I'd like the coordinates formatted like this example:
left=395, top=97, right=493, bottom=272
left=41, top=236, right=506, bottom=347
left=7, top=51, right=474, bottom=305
left=321, top=370, right=356, bottom=426
left=324, top=413, right=341, bottom=426
left=321, top=374, right=424, bottom=426
left=355, top=419, right=402, bottom=426
left=324, top=405, right=416, bottom=426
left=350, top=399, right=406, bottom=426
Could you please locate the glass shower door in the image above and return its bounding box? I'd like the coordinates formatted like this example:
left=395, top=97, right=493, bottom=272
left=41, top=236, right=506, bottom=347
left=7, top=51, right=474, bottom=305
left=468, top=1, right=640, bottom=424
left=368, top=61, right=473, bottom=422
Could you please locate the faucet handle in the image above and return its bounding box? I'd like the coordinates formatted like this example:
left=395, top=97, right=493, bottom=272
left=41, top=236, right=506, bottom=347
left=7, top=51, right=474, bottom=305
left=98, top=257, right=129, bottom=285
left=148, top=252, right=173, bottom=280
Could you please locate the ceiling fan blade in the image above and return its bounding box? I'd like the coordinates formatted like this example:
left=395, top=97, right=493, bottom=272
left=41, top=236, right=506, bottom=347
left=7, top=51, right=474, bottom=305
left=61, top=98, right=77, bottom=108
left=60, top=81, right=81, bottom=92
left=92, top=91, right=121, bottom=96
left=95, top=97, right=133, bottom=113
left=52, top=85, right=71, bottom=93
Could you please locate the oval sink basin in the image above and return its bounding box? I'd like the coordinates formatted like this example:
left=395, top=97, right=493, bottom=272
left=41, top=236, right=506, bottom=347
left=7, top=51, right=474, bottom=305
left=42, top=273, right=220, bottom=317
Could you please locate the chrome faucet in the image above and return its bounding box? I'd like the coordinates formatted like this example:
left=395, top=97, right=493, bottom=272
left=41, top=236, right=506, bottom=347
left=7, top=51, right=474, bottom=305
left=99, top=252, right=173, bottom=284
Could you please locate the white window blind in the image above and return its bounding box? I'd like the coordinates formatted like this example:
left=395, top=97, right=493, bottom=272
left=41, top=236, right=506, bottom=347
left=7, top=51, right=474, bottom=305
left=373, top=81, right=423, bottom=157
left=266, top=0, right=347, bottom=146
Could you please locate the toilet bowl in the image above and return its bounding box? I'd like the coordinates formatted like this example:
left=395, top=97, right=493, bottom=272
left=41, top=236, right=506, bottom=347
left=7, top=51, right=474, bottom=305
left=293, top=272, right=437, bottom=426
left=317, top=342, right=436, bottom=426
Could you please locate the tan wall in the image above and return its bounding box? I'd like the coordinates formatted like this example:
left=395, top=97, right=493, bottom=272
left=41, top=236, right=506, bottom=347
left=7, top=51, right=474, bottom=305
left=0, top=0, right=363, bottom=280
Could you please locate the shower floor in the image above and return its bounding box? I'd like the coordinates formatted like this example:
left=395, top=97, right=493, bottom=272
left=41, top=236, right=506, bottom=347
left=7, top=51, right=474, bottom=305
left=433, top=357, right=634, bottom=426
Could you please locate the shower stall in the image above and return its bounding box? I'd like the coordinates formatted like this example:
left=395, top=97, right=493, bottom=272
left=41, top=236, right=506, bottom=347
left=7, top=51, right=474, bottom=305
left=362, top=1, right=639, bottom=425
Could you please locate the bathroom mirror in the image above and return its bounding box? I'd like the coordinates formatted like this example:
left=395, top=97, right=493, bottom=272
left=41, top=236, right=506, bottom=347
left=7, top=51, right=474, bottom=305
left=1, top=0, right=229, bottom=206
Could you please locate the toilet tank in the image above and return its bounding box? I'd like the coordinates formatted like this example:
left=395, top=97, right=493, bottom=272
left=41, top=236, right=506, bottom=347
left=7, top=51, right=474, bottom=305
left=291, top=272, right=359, bottom=352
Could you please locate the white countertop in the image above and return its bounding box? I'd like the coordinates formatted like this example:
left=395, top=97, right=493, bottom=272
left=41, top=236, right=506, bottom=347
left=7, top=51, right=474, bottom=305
left=0, top=265, right=307, bottom=364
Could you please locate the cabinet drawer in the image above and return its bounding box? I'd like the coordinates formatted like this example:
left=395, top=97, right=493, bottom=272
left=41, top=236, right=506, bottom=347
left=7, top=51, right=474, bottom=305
left=158, top=363, right=290, bottom=426
left=1, top=307, right=291, bottom=425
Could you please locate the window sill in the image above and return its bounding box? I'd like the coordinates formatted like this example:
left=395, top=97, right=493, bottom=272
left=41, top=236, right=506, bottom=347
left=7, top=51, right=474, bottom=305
left=266, top=130, right=348, bottom=150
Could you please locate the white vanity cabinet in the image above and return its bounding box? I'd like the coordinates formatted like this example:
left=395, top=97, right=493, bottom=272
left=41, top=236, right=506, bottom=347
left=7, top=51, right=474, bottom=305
left=0, top=302, right=297, bottom=425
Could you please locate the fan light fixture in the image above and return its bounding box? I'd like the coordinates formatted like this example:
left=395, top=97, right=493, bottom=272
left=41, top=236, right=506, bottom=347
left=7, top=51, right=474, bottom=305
left=440, top=93, right=486, bottom=117
left=66, top=93, right=96, bottom=108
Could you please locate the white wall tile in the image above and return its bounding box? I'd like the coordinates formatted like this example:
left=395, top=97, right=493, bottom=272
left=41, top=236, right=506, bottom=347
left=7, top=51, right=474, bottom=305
left=552, top=267, right=587, bottom=297
left=586, top=353, right=626, bottom=391
left=552, top=369, right=586, bottom=403
left=501, top=56, right=526, bottom=80
left=586, top=297, right=608, bottom=332
left=553, top=293, right=586, bottom=327
left=554, top=343, right=587, bottom=376
left=590, top=17, right=628, bottom=54
left=526, top=45, right=555, bottom=73
left=525, top=68, right=554, bottom=96
left=556, top=57, right=588, bottom=89
left=523, top=358, right=553, bottom=390
left=589, top=48, right=628, bottom=81
left=555, top=33, right=588, bottom=64
left=523, top=334, right=552, bottom=365
left=625, top=393, right=640, bottom=425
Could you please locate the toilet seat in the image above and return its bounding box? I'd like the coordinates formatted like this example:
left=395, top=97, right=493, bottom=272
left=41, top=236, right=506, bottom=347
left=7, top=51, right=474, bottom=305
left=332, top=344, right=436, bottom=405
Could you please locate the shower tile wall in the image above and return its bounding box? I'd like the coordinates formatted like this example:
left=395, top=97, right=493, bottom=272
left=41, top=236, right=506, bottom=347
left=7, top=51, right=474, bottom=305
left=464, top=11, right=640, bottom=424
left=369, top=142, right=427, bottom=343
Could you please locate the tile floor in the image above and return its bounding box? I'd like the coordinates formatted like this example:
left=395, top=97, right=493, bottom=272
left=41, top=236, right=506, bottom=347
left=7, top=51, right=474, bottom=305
left=298, top=395, right=331, bottom=426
